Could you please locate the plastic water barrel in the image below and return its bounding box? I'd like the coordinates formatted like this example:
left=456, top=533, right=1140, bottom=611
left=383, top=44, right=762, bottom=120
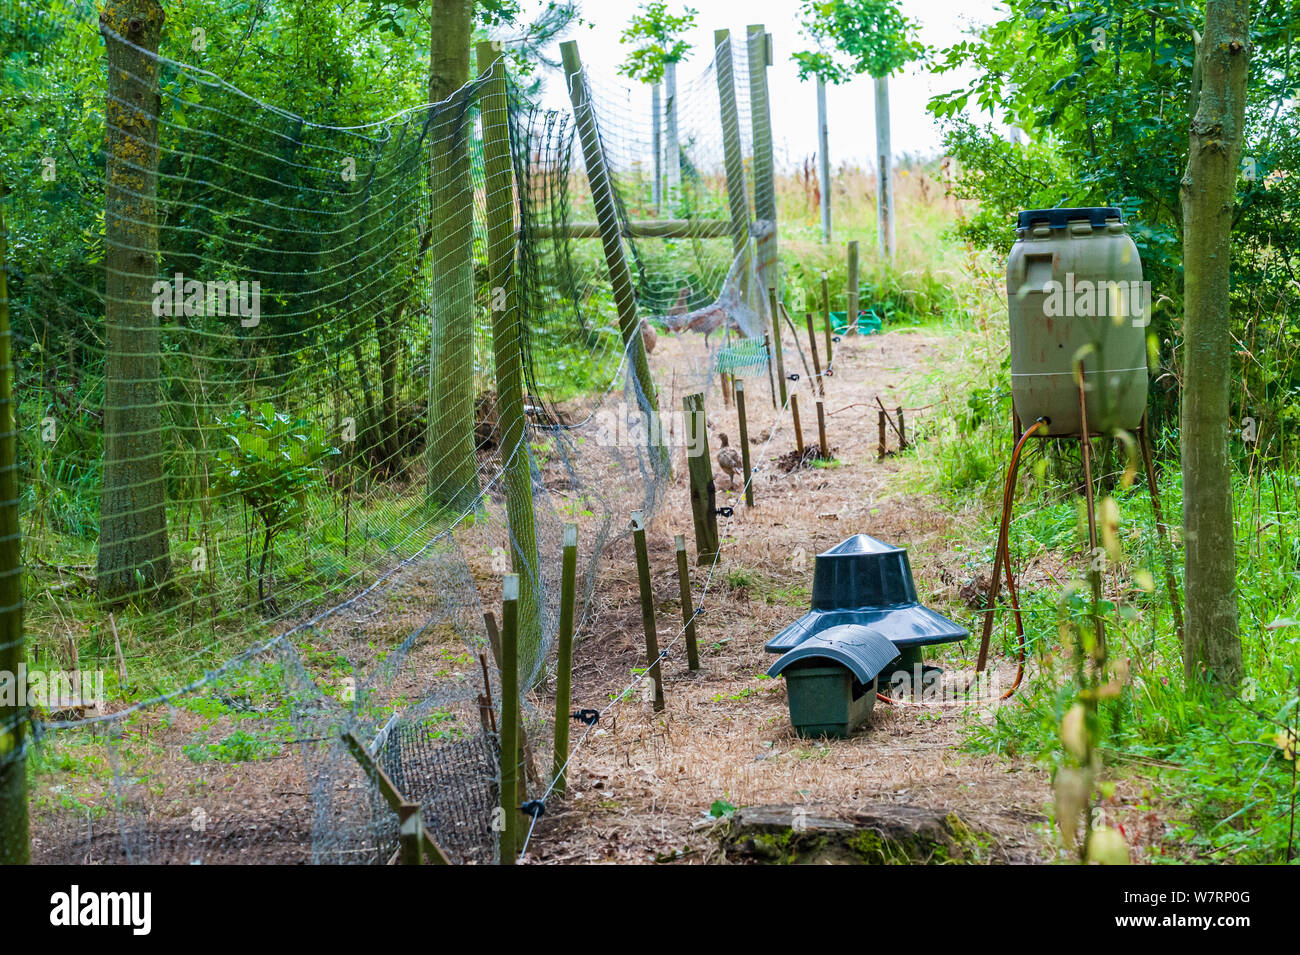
left=1006, top=207, right=1148, bottom=436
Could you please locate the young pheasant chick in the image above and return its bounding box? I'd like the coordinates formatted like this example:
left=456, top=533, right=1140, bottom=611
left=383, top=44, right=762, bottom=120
left=716, top=432, right=743, bottom=489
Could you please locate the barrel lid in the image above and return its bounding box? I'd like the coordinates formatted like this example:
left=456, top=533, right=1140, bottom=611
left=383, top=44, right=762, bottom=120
left=1016, top=207, right=1123, bottom=230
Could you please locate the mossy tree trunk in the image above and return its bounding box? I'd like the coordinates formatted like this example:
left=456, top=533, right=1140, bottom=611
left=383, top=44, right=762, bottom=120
left=97, top=0, right=172, bottom=600
left=426, top=0, right=480, bottom=510
left=1179, top=0, right=1249, bottom=687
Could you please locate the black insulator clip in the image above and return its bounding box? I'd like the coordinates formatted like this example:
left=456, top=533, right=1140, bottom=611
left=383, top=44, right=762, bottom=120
left=787, top=373, right=800, bottom=381
left=521, top=800, right=546, bottom=819
left=715, top=506, right=734, bottom=518
left=832, top=335, right=842, bottom=343
left=572, top=708, right=600, bottom=725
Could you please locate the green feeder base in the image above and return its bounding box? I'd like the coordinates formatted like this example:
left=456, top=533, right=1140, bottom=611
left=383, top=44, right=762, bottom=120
left=829, top=310, right=883, bottom=336
left=878, top=646, right=943, bottom=699
left=781, top=664, right=877, bottom=739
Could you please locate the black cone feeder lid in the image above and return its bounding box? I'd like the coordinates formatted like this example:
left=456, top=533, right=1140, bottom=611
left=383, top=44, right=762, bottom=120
left=766, top=534, right=967, bottom=654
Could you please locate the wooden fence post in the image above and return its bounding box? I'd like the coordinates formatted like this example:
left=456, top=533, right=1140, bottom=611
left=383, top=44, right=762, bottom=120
left=847, top=240, right=860, bottom=330
left=878, top=409, right=887, bottom=460
left=747, top=25, right=778, bottom=295
left=816, top=399, right=830, bottom=459
left=763, top=333, right=777, bottom=410
left=768, top=287, right=788, bottom=407
left=0, top=202, right=26, bottom=864
left=652, top=82, right=662, bottom=215
left=631, top=511, right=665, bottom=711
left=817, top=75, right=831, bottom=244
left=341, top=731, right=451, bottom=865
left=820, top=271, right=833, bottom=369
left=499, top=573, right=521, bottom=864
left=398, top=802, right=423, bottom=865
left=560, top=40, right=665, bottom=470
left=683, top=393, right=719, bottom=564
left=735, top=379, right=754, bottom=507
left=805, top=311, right=825, bottom=398
left=479, top=41, right=541, bottom=672
left=714, top=29, right=751, bottom=265
left=791, top=394, right=806, bottom=457
left=675, top=535, right=701, bottom=670
left=552, top=523, right=578, bottom=797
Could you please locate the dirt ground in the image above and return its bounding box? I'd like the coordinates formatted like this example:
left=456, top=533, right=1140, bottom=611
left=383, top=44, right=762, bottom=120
left=30, top=321, right=1061, bottom=865
left=518, top=324, right=1056, bottom=864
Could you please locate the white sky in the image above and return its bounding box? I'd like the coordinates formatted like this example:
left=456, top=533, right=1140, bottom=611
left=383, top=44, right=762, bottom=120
left=535, top=0, right=1005, bottom=168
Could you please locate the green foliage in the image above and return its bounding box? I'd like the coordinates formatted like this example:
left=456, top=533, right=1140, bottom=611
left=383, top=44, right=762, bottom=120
left=617, top=2, right=697, bottom=84
left=212, top=404, right=338, bottom=604
left=791, top=0, right=926, bottom=82
left=709, top=798, right=737, bottom=818
left=212, top=404, right=338, bottom=540
left=182, top=729, right=281, bottom=764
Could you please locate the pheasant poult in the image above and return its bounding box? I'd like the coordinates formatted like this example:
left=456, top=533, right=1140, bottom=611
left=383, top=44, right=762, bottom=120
left=716, top=432, right=743, bottom=489
left=640, top=317, right=657, bottom=354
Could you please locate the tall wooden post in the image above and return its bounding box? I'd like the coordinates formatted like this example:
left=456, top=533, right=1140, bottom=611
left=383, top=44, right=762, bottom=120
left=426, top=4, right=479, bottom=510
left=847, top=240, right=860, bottom=329
left=499, top=573, right=521, bottom=864
left=874, top=75, right=896, bottom=260
left=735, top=379, right=754, bottom=507
left=632, top=511, right=665, bottom=711
left=791, top=394, right=806, bottom=457
left=683, top=393, right=719, bottom=564
left=652, top=83, right=663, bottom=215
left=552, top=523, right=578, bottom=797
left=0, top=200, right=26, bottom=864
left=817, top=75, right=831, bottom=244
left=763, top=333, right=777, bottom=410
left=674, top=535, right=701, bottom=671
left=479, top=42, right=541, bottom=667
left=820, top=272, right=833, bottom=368
left=398, top=802, right=424, bottom=865
left=816, top=400, right=830, bottom=459
left=714, top=29, right=751, bottom=265
left=747, top=25, right=778, bottom=299
left=664, top=59, right=681, bottom=213
left=560, top=41, right=665, bottom=470
left=768, top=287, right=788, bottom=407
left=805, top=311, right=824, bottom=398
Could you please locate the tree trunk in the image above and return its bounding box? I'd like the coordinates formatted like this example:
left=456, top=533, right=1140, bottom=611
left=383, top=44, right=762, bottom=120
left=1179, top=0, right=1249, bottom=687
left=426, top=0, right=480, bottom=510
left=97, top=0, right=172, bottom=599
left=873, top=74, right=895, bottom=261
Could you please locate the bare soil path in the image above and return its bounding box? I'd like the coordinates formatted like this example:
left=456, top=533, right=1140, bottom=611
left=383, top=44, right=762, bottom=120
left=521, top=325, right=1054, bottom=864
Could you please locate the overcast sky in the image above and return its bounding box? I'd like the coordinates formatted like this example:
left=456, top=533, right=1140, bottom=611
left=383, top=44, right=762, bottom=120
left=533, top=0, right=1004, bottom=168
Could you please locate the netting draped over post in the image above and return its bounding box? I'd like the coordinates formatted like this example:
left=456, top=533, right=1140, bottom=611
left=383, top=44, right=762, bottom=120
left=4, top=2, right=772, bottom=863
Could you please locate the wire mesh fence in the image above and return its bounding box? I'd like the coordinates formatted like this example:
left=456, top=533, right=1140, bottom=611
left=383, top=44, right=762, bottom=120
left=1, top=1, right=774, bottom=864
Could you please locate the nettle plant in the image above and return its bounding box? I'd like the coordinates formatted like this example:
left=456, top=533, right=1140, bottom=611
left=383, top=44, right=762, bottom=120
left=212, top=404, right=339, bottom=608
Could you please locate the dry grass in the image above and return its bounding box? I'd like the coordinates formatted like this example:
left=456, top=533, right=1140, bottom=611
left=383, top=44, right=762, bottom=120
left=520, top=322, right=1056, bottom=864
